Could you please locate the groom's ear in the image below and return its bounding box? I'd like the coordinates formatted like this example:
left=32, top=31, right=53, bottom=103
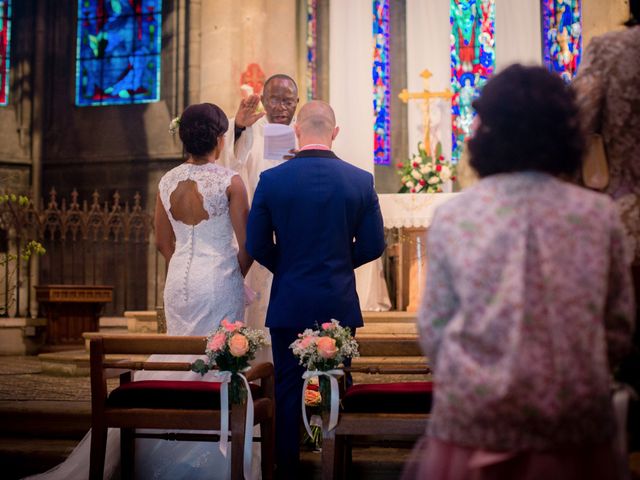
left=332, top=126, right=340, bottom=141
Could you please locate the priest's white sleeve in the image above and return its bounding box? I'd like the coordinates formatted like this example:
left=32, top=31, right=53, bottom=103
left=219, top=118, right=253, bottom=173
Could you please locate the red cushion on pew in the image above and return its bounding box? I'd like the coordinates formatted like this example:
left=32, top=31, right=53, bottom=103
left=342, top=382, right=433, bottom=414
left=107, top=380, right=262, bottom=410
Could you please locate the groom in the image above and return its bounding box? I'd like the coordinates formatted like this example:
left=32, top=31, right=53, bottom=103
left=246, top=100, right=385, bottom=479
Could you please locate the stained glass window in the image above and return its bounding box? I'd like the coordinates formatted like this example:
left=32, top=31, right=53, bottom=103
left=76, top=0, right=162, bottom=107
left=306, top=0, right=317, bottom=101
left=450, top=0, right=495, bottom=163
left=541, top=0, right=581, bottom=83
left=373, top=0, right=390, bottom=166
left=0, top=0, right=11, bottom=106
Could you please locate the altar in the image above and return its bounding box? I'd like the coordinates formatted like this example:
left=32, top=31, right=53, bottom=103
left=379, top=193, right=458, bottom=311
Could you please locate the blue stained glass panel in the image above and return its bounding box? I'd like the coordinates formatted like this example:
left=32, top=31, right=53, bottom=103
left=373, top=0, right=391, bottom=166
left=0, top=0, right=11, bottom=106
left=76, top=0, right=162, bottom=106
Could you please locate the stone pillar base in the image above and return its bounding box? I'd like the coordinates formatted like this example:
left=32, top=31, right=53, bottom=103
left=0, top=318, right=47, bottom=355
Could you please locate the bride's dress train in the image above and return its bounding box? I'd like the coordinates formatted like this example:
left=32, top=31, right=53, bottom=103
left=25, top=163, right=260, bottom=479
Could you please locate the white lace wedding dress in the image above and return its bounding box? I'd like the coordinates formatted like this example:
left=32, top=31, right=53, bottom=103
left=26, top=163, right=259, bottom=479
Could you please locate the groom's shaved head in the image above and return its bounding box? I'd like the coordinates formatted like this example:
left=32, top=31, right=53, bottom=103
left=296, top=101, right=336, bottom=137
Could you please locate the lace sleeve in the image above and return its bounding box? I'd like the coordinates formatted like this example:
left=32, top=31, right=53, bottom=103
left=157, top=171, right=174, bottom=212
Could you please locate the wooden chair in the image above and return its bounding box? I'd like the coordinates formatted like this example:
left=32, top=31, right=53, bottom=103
left=320, top=366, right=432, bottom=480
left=89, top=334, right=275, bottom=480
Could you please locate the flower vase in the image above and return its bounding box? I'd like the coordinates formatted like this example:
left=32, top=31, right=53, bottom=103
left=319, top=375, right=332, bottom=413
left=229, top=372, right=247, bottom=404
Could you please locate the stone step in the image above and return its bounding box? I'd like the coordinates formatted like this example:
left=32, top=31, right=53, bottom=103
left=38, top=349, right=149, bottom=376
left=0, top=400, right=90, bottom=438
left=357, top=336, right=422, bottom=357
left=352, top=355, right=428, bottom=370
left=99, top=316, right=129, bottom=331
left=362, top=311, right=416, bottom=324
left=358, top=322, right=417, bottom=335
left=0, top=437, right=80, bottom=480
left=300, top=445, right=413, bottom=480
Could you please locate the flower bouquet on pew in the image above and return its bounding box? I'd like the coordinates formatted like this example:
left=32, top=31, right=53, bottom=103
left=290, top=319, right=359, bottom=436
left=192, top=319, right=268, bottom=403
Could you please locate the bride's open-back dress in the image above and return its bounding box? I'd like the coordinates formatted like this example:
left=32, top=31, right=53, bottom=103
left=26, top=162, right=259, bottom=479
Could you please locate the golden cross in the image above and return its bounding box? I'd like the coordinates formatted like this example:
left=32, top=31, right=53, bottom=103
left=398, top=69, right=453, bottom=156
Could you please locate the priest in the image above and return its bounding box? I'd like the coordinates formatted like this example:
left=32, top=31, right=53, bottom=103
left=222, top=74, right=299, bottom=202
left=220, top=75, right=300, bottom=363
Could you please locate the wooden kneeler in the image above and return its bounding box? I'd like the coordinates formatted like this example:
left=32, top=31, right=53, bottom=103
left=88, top=334, right=275, bottom=480
left=320, top=366, right=432, bottom=480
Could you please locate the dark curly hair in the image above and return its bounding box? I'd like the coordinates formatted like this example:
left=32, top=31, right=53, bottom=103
left=178, top=103, right=229, bottom=157
left=468, top=64, right=585, bottom=178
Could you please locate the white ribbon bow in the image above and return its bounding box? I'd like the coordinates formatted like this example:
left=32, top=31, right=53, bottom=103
left=301, top=369, right=344, bottom=437
left=214, top=370, right=255, bottom=480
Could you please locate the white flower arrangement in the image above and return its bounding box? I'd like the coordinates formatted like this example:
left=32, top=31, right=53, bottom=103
left=396, top=141, right=457, bottom=193
left=168, top=116, right=181, bottom=135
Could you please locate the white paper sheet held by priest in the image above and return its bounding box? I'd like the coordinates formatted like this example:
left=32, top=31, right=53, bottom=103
left=263, top=123, right=296, bottom=160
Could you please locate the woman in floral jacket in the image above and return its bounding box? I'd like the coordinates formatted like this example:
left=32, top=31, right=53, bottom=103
left=404, top=65, right=635, bottom=480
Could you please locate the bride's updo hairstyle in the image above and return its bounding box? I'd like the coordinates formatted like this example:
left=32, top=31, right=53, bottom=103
left=179, top=103, right=229, bottom=156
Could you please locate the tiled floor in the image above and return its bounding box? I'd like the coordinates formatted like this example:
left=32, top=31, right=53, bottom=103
left=0, top=356, right=119, bottom=401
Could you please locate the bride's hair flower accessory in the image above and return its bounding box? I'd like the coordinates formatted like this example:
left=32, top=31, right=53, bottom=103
left=169, top=116, right=181, bottom=135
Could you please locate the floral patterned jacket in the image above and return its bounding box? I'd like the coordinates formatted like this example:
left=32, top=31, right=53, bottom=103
left=419, top=172, right=635, bottom=451
left=572, top=26, right=640, bottom=265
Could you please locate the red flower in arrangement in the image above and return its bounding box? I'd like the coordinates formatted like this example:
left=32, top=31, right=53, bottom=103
left=439, top=155, right=445, bottom=161
left=436, top=165, right=442, bottom=172
left=419, top=179, right=426, bottom=186
left=397, top=162, right=404, bottom=168
left=412, top=161, right=419, bottom=168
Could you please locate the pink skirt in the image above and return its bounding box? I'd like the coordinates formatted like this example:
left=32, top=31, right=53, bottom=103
left=401, top=436, right=626, bottom=480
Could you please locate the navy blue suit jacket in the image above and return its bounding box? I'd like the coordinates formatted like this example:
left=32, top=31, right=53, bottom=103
left=246, top=149, right=386, bottom=330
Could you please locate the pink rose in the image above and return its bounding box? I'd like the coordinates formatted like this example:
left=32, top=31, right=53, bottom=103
left=229, top=333, right=250, bottom=357
left=207, top=332, right=227, bottom=352
left=316, top=337, right=338, bottom=359
left=298, top=335, right=316, bottom=349
left=321, top=322, right=335, bottom=331
left=221, top=319, right=243, bottom=332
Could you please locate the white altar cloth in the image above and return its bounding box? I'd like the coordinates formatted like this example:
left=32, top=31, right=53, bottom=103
left=379, top=193, right=459, bottom=229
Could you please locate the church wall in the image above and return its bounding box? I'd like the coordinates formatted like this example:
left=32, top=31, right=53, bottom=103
left=583, top=0, right=629, bottom=46
left=0, top=0, right=36, bottom=195
left=197, top=0, right=299, bottom=117
left=39, top=0, right=186, bottom=204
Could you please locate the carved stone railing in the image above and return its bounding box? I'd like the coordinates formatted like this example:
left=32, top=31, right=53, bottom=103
left=0, top=189, right=160, bottom=318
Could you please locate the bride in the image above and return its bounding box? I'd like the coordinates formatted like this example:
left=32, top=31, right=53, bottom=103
left=26, top=103, right=256, bottom=479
